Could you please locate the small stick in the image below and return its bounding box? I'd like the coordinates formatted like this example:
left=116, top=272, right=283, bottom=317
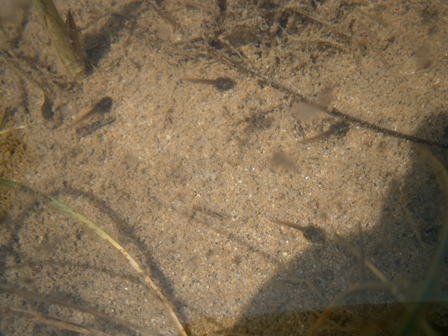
left=0, top=126, right=25, bottom=135
left=76, top=116, right=116, bottom=137
left=298, top=121, right=350, bottom=144
left=194, top=206, right=228, bottom=221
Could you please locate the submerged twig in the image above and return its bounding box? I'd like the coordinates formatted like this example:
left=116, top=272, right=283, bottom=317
left=210, top=50, right=448, bottom=150
left=76, top=116, right=116, bottom=137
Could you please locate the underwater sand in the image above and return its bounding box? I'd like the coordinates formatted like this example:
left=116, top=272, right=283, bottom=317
left=1, top=1, right=448, bottom=335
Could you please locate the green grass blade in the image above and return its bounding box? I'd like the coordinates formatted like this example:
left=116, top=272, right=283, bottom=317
left=33, top=0, right=85, bottom=80
left=0, top=178, right=187, bottom=336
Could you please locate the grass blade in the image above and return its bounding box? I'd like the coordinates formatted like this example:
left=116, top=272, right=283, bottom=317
left=0, top=178, right=187, bottom=336
left=33, top=0, right=85, bottom=80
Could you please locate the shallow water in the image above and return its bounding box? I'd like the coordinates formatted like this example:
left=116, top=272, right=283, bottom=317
left=1, top=1, right=448, bottom=335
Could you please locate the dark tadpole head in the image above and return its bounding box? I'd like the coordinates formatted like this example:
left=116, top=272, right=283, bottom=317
left=41, top=95, right=54, bottom=121
left=214, top=77, right=236, bottom=91
left=302, top=226, right=326, bottom=244
left=93, top=97, right=113, bottom=114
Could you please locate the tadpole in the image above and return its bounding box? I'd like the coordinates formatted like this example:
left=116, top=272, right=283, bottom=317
left=181, top=77, right=236, bottom=92
left=271, top=219, right=326, bottom=244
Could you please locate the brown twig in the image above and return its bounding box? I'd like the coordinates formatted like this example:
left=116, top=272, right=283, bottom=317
left=209, top=50, right=448, bottom=150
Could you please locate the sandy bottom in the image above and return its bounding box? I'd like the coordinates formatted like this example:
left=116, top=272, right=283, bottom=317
left=1, top=1, right=448, bottom=335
